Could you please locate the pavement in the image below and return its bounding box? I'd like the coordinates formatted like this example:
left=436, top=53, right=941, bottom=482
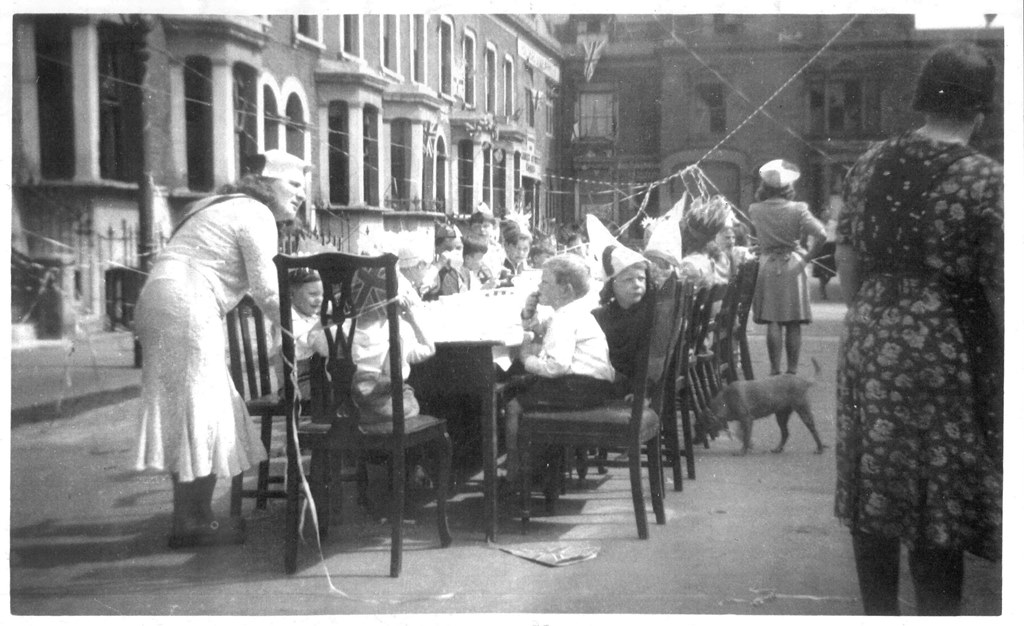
left=6, top=283, right=1008, bottom=617
left=9, top=330, right=140, bottom=424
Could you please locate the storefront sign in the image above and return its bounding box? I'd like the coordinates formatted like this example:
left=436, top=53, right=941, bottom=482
left=517, top=39, right=560, bottom=83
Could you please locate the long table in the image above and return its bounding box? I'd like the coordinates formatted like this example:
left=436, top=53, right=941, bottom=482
left=409, top=340, right=504, bottom=541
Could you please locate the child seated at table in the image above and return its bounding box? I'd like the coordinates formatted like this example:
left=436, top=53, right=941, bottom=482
left=287, top=268, right=330, bottom=399
left=503, top=254, right=617, bottom=487
left=350, top=241, right=437, bottom=429
left=457, top=235, right=497, bottom=291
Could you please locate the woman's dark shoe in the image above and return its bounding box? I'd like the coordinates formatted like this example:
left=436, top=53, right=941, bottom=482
left=168, top=517, right=246, bottom=549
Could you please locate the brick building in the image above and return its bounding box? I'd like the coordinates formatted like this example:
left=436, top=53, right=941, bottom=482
left=11, top=13, right=566, bottom=329
left=552, top=14, right=1004, bottom=235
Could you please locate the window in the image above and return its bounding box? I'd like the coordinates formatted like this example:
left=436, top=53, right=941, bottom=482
left=575, top=91, right=616, bottom=138
left=808, top=71, right=881, bottom=138
left=184, top=56, right=213, bottom=191
left=545, top=82, right=555, bottom=135
left=438, top=17, right=453, bottom=96
left=35, top=16, right=74, bottom=179
left=696, top=82, right=726, bottom=134
left=328, top=101, right=348, bottom=205
left=503, top=57, right=514, bottom=117
left=484, top=44, right=496, bottom=114
left=98, top=22, right=143, bottom=182
left=233, top=63, right=259, bottom=176
left=341, top=15, right=361, bottom=57
left=525, top=89, right=536, bottom=128
left=494, top=149, right=506, bottom=212
left=263, top=86, right=280, bottom=150
left=433, top=137, right=447, bottom=213
left=294, top=15, right=323, bottom=45
left=411, top=15, right=426, bottom=84
left=457, top=140, right=473, bottom=213
left=390, top=119, right=412, bottom=206
left=482, top=144, right=492, bottom=207
left=463, top=31, right=476, bottom=106
left=363, top=105, right=379, bottom=206
left=381, top=15, right=399, bottom=75
left=284, top=93, right=305, bottom=158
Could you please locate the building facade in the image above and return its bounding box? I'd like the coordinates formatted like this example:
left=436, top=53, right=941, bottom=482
left=11, top=13, right=566, bottom=327
left=553, top=14, right=1004, bottom=238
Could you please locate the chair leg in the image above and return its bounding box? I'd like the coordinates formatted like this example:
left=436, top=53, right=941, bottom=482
left=389, top=446, right=405, bottom=578
left=628, top=443, right=649, bottom=540
left=739, top=332, right=755, bottom=380
left=230, top=473, right=243, bottom=517
left=662, top=399, right=684, bottom=491
left=681, top=394, right=697, bottom=480
left=435, top=434, right=453, bottom=548
left=520, top=441, right=531, bottom=534
left=257, top=414, right=274, bottom=509
left=284, top=438, right=300, bottom=574
left=646, top=435, right=666, bottom=525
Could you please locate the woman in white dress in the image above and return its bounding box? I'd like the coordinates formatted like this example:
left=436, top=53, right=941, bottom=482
left=134, top=150, right=310, bottom=548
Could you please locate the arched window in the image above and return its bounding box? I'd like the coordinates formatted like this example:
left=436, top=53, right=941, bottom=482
left=263, top=86, right=280, bottom=151
left=284, top=93, right=305, bottom=158
left=328, top=101, right=349, bottom=205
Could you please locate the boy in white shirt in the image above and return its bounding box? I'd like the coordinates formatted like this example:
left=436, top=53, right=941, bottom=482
left=504, top=254, right=616, bottom=487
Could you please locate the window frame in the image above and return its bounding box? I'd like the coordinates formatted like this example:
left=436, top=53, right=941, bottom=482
left=575, top=90, right=618, bottom=139
left=503, top=54, right=515, bottom=118
left=379, top=14, right=402, bottom=79
left=462, top=29, right=477, bottom=108
left=438, top=16, right=454, bottom=98
left=410, top=14, right=427, bottom=85
left=293, top=15, right=325, bottom=49
left=339, top=14, right=363, bottom=59
left=484, top=43, right=497, bottom=115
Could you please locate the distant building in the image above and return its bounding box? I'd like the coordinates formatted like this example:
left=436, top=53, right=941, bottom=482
left=551, top=14, right=1004, bottom=237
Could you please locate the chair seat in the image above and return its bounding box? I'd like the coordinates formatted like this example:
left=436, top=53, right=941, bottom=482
left=246, top=394, right=288, bottom=415
left=523, top=402, right=660, bottom=444
left=297, top=414, right=448, bottom=448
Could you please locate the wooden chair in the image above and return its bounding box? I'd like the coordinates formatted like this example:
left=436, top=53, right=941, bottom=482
left=733, top=260, right=759, bottom=381
left=680, top=284, right=723, bottom=469
left=660, top=279, right=695, bottom=491
left=275, top=252, right=452, bottom=577
left=227, top=295, right=288, bottom=514
left=517, top=277, right=684, bottom=539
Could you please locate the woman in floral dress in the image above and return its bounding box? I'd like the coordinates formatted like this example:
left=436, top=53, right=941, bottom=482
left=834, top=42, right=1002, bottom=615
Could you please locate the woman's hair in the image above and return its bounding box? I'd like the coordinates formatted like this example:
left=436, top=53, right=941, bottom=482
left=598, top=263, right=654, bottom=306
left=544, top=254, right=591, bottom=297
left=218, top=174, right=278, bottom=208
left=913, top=41, right=996, bottom=121
left=755, top=182, right=796, bottom=202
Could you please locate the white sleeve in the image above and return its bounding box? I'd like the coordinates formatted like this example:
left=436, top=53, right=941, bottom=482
left=523, top=309, right=574, bottom=377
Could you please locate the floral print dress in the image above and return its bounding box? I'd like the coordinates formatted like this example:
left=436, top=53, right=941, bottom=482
left=835, top=131, right=1002, bottom=560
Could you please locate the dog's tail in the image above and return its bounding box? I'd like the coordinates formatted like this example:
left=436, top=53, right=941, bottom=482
left=810, top=357, right=821, bottom=381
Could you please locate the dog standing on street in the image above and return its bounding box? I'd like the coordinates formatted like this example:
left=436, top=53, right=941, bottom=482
left=708, top=358, right=827, bottom=455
